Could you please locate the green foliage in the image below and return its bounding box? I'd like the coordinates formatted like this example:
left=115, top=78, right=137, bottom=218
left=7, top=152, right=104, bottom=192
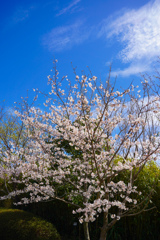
left=136, top=161, right=160, bottom=192
left=0, top=208, right=61, bottom=240
left=0, top=114, right=24, bottom=152
left=22, top=200, right=79, bottom=239
left=106, top=210, right=160, bottom=240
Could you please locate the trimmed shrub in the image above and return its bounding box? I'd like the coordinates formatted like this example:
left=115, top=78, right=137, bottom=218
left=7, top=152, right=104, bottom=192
left=0, top=208, right=61, bottom=240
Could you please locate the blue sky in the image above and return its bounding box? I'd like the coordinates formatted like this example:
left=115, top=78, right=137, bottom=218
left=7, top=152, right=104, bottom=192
left=1, top=0, right=160, bottom=107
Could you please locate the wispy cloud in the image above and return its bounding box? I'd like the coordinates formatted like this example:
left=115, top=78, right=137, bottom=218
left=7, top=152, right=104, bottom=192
left=11, top=5, right=35, bottom=24
left=111, top=63, right=151, bottom=77
left=56, top=0, right=81, bottom=17
left=42, top=20, right=91, bottom=52
left=13, top=9, right=29, bottom=23
left=100, top=0, right=160, bottom=77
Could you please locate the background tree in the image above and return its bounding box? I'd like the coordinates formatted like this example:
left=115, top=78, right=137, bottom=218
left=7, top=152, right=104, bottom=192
left=0, top=97, right=37, bottom=202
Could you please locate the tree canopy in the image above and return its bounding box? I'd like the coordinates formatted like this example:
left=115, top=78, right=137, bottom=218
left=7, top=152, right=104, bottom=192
left=0, top=61, right=160, bottom=240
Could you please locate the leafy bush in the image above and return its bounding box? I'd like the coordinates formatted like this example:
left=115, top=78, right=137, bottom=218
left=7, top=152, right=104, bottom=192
left=0, top=208, right=61, bottom=240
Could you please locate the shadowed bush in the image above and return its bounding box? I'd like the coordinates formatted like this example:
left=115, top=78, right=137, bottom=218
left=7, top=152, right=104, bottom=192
left=0, top=208, right=61, bottom=240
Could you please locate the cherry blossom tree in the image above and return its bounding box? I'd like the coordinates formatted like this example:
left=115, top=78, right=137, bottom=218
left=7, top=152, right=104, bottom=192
left=1, top=61, right=160, bottom=240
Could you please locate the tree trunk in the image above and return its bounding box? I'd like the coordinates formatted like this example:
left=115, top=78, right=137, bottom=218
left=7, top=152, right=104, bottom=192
left=99, top=212, right=108, bottom=240
left=83, top=183, right=90, bottom=240
left=83, top=222, right=90, bottom=240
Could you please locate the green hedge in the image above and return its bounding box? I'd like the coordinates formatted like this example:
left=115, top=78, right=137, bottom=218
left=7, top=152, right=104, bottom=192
left=0, top=208, right=61, bottom=240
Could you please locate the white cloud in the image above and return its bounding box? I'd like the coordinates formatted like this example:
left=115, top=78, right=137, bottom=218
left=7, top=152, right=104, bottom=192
left=56, top=0, right=81, bottom=17
left=100, top=0, right=160, bottom=76
left=42, top=20, right=90, bottom=52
